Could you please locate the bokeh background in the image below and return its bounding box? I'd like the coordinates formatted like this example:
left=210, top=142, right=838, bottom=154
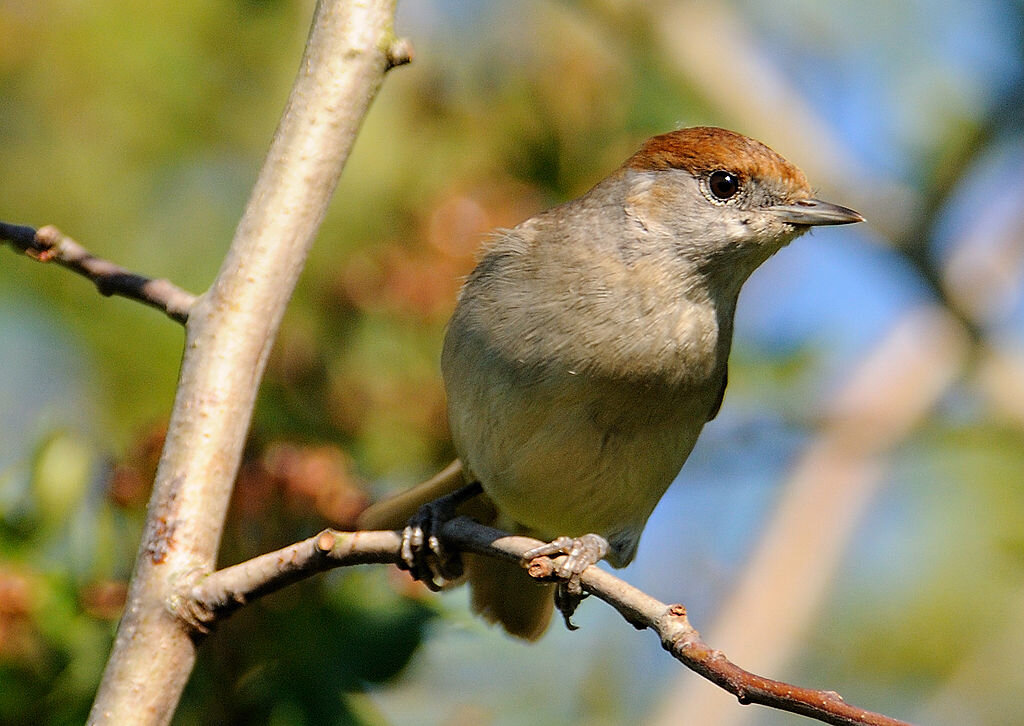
left=2, top=0, right=1024, bottom=724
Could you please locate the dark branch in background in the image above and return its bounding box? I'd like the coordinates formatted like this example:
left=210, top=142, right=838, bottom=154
left=187, top=518, right=911, bottom=726
left=0, top=221, right=197, bottom=323
left=893, top=77, right=1024, bottom=346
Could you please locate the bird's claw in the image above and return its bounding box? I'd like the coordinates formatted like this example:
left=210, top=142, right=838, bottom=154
left=400, top=506, right=463, bottom=590
left=399, top=485, right=483, bottom=589
left=522, top=533, right=609, bottom=631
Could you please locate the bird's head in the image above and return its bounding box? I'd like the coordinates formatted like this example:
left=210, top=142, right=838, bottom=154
left=619, top=127, right=863, bottom=277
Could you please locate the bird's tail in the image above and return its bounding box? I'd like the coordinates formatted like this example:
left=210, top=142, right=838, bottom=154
left=466, top=553, right=554, bottom=641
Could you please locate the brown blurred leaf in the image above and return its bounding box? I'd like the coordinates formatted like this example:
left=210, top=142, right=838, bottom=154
left=80, top=580, right=128, bottom=621
left=107, top=423, right=167, bottom=509
left=0, top=567, right=41, bottom=662
left=260, top=443, right=369, bottom=528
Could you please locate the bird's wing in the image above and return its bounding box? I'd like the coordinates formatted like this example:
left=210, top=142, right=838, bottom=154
left=706, top=367, right=728, bottom=422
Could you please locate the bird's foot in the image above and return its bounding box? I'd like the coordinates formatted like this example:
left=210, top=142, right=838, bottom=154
left=522, top=533, right=609, bottom=630
left=400, top=482, right=483, bottom=590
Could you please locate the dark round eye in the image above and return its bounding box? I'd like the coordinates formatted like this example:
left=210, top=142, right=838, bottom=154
left=708, top=170, right=740, bottom=200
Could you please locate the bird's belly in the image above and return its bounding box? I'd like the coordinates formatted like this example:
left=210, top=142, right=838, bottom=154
left=450, top=371, right=709, bottom=567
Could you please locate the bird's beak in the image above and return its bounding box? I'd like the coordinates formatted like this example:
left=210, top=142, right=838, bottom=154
left=767, top=198, right=864, bottom=226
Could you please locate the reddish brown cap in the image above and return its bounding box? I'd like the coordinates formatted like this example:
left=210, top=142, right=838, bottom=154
left=628, top=127, right=811, bottom=198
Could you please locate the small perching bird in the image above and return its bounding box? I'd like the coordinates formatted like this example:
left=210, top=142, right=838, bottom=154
left=359, top=127, right=864, bottom=639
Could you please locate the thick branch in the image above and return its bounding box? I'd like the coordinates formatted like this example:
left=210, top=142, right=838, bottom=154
left=188, top=519, right=910, bottom=726
left=87, top=2, right=407, bottom=723
left=0, top=221, right=196, bottom=323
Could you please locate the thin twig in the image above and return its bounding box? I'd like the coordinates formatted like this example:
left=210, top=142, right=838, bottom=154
left=187, top=518, right=911, bottom=726
left=0, top=221, right=196, bottom=323
left=177, top=530, right=399, bottom=631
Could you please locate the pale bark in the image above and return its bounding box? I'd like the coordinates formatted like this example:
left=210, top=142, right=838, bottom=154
left=86, top=2, right=406, bottom=723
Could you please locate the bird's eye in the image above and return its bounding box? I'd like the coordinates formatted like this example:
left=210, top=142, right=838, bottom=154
left=708, top=170, right=740, bottom=200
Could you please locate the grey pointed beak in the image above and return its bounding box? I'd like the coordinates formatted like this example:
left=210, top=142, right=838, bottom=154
left=767, top=198, right=864, bottom=226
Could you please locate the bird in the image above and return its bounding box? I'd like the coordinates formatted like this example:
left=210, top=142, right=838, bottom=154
left=358, top=126, right=864, bottom=640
